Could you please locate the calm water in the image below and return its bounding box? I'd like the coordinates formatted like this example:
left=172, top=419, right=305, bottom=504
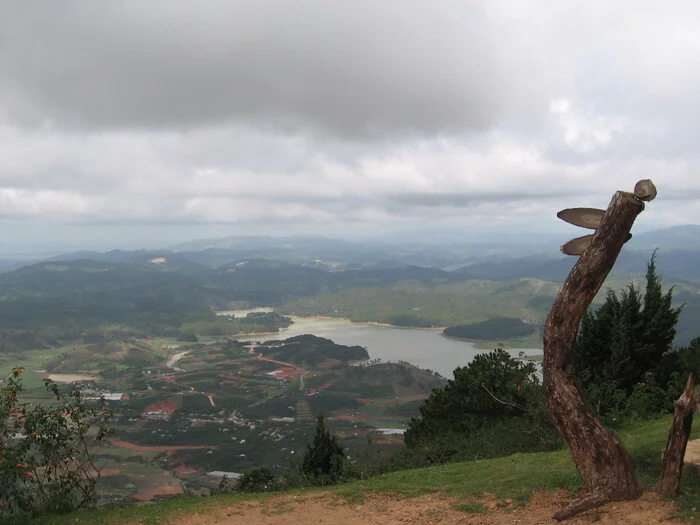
left=220, top=310, right=541, bottom=379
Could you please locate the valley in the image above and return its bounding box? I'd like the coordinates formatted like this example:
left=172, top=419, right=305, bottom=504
left=2, top=232, right=700, bottom=510
left=2, top=332, right=446, bottom=504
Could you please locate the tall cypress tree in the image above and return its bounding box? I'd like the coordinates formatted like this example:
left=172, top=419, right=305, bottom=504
left=574, top=251, right=682, bottom=414
left=301, top=415, right=347, bottom=485
left=639, top=251, right=682, bottom=376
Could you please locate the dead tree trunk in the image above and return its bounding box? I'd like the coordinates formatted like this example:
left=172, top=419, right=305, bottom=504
left=658, top=375, right=697, bottom=497
left=544, top=189, right=648, bottom=520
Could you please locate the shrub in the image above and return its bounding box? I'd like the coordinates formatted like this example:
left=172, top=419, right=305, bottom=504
left=236, top=465, right=278, bottom=493
left=0, top=368, right=113, bottom=519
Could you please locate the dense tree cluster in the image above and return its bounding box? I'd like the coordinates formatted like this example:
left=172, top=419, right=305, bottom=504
left=443, top=317, right=536, bottom=341
left=574, top=252, right=690, bottom=417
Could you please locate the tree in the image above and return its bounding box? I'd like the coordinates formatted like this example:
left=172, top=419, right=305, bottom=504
left=300, top=415, right=348, bottom=485
left=0, top=368, right=113, bottom=519
left=574, top=251, right=683, bottom=415
left=543, top=182, right=656, bottom=519
left=176, top=331, right=198, bottom=342
left=403, top=350, right=557, bottom=464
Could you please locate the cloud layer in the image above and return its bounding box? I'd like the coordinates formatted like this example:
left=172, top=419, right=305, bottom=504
left=2, top=1, right=700, bottom=250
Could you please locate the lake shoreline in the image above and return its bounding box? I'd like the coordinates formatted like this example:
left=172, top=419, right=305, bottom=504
left=212, top=309, right=543, bottom=377
left=285, top=314, right=446, bottom=331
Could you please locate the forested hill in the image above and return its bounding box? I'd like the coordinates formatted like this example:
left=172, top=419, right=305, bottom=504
left=2, top=238, right=700, bottom=353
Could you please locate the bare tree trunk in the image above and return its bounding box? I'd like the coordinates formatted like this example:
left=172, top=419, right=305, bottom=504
left=544, top=190, right=645, bottom=521
left=658, top=375, right=697, bottom=497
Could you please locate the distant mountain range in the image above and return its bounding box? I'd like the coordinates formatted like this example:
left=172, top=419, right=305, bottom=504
left=2, top=224, right=700, bottom=349
left=0, top=224, right=693, bottom=275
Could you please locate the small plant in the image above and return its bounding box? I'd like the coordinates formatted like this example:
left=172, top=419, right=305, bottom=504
left=215, top=474, right=237, bottom=494
left=0, top=368, right=113, bottom=519
left=453, top=501, right=488, bottom=513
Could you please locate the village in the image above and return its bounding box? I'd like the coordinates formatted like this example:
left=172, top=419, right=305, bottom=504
left=54, top=335, right=444, bottom=503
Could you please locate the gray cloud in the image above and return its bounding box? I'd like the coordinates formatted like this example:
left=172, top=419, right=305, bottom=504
left=2, top=1, right=700, bottom=252
left=0, top=0, right=547, bottom=137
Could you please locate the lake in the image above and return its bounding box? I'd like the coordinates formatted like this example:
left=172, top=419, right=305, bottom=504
left=218, top=309, right=541, bottom=379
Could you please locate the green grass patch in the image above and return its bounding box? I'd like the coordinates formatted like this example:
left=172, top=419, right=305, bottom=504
left=452, top=500, right=488, bottom=513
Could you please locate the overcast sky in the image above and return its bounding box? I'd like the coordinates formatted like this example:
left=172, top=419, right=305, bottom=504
left=2, top=1, right=700, bottom=253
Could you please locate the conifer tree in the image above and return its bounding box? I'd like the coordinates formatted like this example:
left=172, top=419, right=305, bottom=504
left=300, top=415, right=347, bottom=485
left=574, top=251, right=683, bottom=414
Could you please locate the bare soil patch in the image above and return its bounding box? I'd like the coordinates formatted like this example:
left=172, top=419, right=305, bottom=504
left=132, top=484, right=184, bottom=501
left=685, top=439, right=700, bottom=467
left=112, top=440, right=215, bottom=453
left=161, top=491, right=685, bottom=525
left=142, top=398, right=178, bottom=416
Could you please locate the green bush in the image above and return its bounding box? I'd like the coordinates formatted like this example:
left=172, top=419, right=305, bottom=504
left=236, top=465, right=278, bottom=493
left=0, top=368, right=113, bottom=520
left=176, top=331, right=199, bottom=342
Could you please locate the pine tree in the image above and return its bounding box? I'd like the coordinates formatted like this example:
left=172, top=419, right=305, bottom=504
left=640, top=251, right=682, bottom=375
left=300, top=415, right=347, bottom=485
left=574, top=251, right=683, bottom=415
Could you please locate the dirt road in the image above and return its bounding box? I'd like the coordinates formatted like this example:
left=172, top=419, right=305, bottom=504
left=159, top=491, right=686, bottom=525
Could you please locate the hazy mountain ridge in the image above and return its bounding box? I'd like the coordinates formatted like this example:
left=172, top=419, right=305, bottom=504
left=1, top=226, right=700, bottom=351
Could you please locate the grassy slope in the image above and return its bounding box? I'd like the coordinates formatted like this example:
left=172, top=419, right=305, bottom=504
left=35, top=416, right=700, bottom=525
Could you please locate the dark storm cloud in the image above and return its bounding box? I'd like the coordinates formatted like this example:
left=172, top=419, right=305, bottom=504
left=0, top=0, right=540, bottom=137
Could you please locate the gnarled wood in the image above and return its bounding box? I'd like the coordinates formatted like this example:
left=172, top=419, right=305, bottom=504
left=658, top=375, right=696, bottom=497
left=552, top=492, right=607, bottom=521
left=544, top=189, right=646, bottom=520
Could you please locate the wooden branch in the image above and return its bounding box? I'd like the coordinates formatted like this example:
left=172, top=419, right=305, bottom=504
left=544, top=187, right=648, bottom=519
left=658, top=374, right=696, bottom=497
left=481, top=383, right=526, bottom=412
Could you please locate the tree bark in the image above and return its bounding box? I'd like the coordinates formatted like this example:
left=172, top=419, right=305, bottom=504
left=544, top=190, right=644, bottom=520
left=658, top=375, right=697, bottom=497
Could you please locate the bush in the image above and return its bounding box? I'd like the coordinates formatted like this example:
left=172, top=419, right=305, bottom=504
left=236, top=465, right=278, bottom=493
left=176, top=332, right=199, bottom=342
left=0, top=368, right=113, bottom=519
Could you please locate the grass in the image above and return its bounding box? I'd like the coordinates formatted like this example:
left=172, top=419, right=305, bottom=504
left=452, top=500, right=489, bottom=513
left=12, top=416, right=700, bottom=525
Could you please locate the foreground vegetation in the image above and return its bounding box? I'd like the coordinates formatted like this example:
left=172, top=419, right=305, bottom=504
left=16, top=416, right=699, bottom=525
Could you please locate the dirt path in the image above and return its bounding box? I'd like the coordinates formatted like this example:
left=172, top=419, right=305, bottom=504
left=248, top=342, right=309, bottom=391
left=160, top=491, right=685, bottom=525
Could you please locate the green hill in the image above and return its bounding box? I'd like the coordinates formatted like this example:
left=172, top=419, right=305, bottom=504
left=279, top=279, right=558, bottom=328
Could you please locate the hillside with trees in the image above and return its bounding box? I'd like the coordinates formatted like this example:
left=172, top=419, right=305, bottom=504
left=443, top=317, right=537, bottom=341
